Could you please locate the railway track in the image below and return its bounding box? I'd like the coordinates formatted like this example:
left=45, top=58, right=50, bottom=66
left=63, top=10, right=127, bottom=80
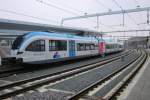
left=0, top=66, right=25, bottom=78
left=0, top=50, right=133, bottom=99
left=0, top=51, right=127, bottom=78
left=0, top=50, right=130, bottom=79
left=103, top=50, right=148, bottom=100
left=68, top=50, right=148, bottom=100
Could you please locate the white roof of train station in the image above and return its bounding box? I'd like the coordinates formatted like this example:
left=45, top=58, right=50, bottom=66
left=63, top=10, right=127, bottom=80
left=0, top=18, right=103, bottom=36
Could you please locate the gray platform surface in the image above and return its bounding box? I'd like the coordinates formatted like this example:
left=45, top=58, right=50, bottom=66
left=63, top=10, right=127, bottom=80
left=125, top=50, right=150, bottom=100
left=0, top=46, right=10, bottom=66
left=0, top=46, right=10, bottom=57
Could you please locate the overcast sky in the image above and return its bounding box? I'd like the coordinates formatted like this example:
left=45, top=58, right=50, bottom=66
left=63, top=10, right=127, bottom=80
left=0, top=0, right=150, bottom=39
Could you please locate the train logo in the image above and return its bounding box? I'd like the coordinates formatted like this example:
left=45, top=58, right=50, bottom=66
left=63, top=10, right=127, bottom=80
left=53, top=52, right=60, bottom=59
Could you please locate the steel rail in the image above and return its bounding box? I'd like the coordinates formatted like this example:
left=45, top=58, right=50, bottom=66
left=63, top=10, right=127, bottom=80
left=0, top=50, right=127, bottom=77
left=91, top=50, right=146, bottom=99
left=105, top=50, right=148, bottom=100
left=0, top=51, right=132, bottom=99
left=0, top=50, right=129, bottom=90
left=67, top=50, right=142, bottom=100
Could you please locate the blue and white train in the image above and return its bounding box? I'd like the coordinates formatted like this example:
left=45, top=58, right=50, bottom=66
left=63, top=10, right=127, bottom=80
left=1, top=32, right=123, bottom=65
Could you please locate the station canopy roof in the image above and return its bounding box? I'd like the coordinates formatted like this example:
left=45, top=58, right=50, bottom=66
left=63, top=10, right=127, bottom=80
left=0, top=18, right=103, bottom=36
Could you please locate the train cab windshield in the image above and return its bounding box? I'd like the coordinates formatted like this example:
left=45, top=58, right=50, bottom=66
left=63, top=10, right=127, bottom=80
left=12, top=35, right=25, bottom=50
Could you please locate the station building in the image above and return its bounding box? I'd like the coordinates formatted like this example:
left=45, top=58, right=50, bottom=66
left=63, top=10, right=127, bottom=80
left=124, top=36, right=149, bottom=49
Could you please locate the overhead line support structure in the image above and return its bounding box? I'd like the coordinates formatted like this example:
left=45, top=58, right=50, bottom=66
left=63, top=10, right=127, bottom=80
left=102, top=29, right=150, bottom=33
left=147, top=10, right=149, bottom=24
left=61, top=7, right=150, bottom=25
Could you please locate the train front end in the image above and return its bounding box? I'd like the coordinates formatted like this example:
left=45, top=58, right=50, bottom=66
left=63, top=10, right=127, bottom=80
left=1, top=35, right=24, bottom=65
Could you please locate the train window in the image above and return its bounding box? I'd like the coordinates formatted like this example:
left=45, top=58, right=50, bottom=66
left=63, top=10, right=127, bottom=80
left=111, top=44, right=113, bottom=49
left=49, top=40, right=57, bottom=51
left=113, top=44, right=116, bottom=48
left=106, top=45, right=108, bottom=49
left=112, top=44, right=114, bottom=49
left=77, top=43, right=81, bottom=51
left=12, top=35, right=25, bottom=50
left=77, top=43, right=85, bottom=51
left=90, top=44, right=95, bottom=50
left=114, top=44, right=116, bottom=48
left=111, top=44, right=113, bottom=48
left=114, top=44, right=117, bottom=48
left=85, top=44, right=90, bottom=50
left=57, top=40, right=67, bottom=50
left=106, top=44, right=111, bottom=49
left=95, top=44, right=98, bottom=50
left=26, top=40, right=45, bottom=51
left=77, top=43, right=96, bottom=51
left=119, top=45, right=122, bottom=48
left=49, top=40, right=67, bottom=51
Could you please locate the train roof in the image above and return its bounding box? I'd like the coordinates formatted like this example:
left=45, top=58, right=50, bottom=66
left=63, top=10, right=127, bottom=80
left=23, top=32, right=99, bottom=42
left=0, top=18, right=103, bottom=36
left=103, top=37, right=118, bottom=44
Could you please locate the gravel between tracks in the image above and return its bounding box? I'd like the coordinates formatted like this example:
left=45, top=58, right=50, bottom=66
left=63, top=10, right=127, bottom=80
left=93, top=55, right=142, bottom=97
left=10, top=51, right=137, bottom=100
left=45, top=52, right=138, bottom=93
left=0, top=52, right=126, bottom=82
left=12, top=90, right=72, bottom=100
left=0, top=51, right=134, bottom=100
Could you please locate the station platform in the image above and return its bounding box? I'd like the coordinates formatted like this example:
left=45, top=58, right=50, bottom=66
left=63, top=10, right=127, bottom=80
left=118, top=50, right=150, bottom=100
left=0, top=46, right=10, bottom=57
left=0, top=46, right=10, bottom=66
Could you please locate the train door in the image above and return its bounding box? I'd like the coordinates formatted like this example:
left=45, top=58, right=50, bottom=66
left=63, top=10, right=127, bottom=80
left=69, top=40, right=76, bottom=57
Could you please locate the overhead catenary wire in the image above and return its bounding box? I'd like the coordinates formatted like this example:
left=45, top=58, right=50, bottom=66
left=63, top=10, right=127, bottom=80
left=95, top=0, right=111, bottom=11
left=132, top=0, right=147, bottom=26
left=132, top=0, right=145, bottom=25
left=36, top=0, right=96, bottom=24
left=112, top=0, right=143, bottom=39
left=37, top=0, right=116, bottom=30
left=125, top=0, right=146, bottom=31
left=93, top=0, right=118, bottom=30
left=94, top=0, right=117, bottom=30
left=48, top=0, right=85, bottom=14
left=93, top=0, right=124, bottom=30
left=0, top=9, right=58, bottom=24
left=112, top=0, right=123, bottom=10
left=112, top=0, right=139, bottom=26
left=133, top=0, right=140, bottom=7
left=132, top=0, right=150, bottom=40
left=36, top=0, right=78, bottom=15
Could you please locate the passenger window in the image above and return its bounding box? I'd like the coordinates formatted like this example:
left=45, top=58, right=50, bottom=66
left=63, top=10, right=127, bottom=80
left=95, top=44, right=98, bottom=50
left=90, top=44, right=95, bottom=50
left=49, top=40, right=57, bottom=51
left=49, top=40, right=67, bottom=51
left=119, top=45, right=122, bottom=48
left=86, top=44, right=90, bottom=50
left=77, top=43, right=85, bottom=51
left=106, top=44, right=111, bottom=49
left=26, top=40, right=45, bottom=51
left=77, top=43, right=95, bottom=51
